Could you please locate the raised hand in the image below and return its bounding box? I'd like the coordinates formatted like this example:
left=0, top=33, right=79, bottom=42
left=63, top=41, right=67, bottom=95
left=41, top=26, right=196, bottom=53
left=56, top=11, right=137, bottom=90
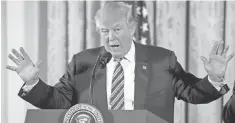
left=6, top=47, right=41, bottom=85
left=201, top=41, right=234, bottom=82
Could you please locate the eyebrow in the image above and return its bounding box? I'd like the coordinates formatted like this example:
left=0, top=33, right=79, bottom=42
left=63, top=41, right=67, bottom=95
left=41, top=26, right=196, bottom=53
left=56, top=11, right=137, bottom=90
left=112, top=23, right=122, bottom=28
left=101, top=28, right=108, bottom=30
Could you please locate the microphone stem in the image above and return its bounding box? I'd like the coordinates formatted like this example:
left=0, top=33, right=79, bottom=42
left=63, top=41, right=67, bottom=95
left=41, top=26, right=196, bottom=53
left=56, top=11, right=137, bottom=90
left=89, top=75, right=95, bottom=105
left=89, top=63, right=99, bottom=105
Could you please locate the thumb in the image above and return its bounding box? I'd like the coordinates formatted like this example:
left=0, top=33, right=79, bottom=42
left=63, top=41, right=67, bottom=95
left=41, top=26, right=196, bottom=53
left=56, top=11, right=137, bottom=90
left=35, top=60, right=42, bottom=68
left=200, top=56, right=208, bottom=65
left=226, top=52, right=234, bottom=62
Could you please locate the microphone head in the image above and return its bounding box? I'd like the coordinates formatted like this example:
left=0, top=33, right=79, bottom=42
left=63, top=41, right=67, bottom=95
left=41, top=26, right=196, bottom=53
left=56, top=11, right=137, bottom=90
left=99, top=51, right=112, bottom=69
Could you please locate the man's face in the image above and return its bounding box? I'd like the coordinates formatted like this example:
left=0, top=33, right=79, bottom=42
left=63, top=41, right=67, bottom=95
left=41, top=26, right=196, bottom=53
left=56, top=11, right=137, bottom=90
left=98, top=12, right=134, bottom=59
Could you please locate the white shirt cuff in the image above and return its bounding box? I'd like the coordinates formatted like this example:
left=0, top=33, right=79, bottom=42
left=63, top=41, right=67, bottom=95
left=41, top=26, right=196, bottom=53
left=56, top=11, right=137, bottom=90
left=208, top=76, right=226, bottom=91
left=22, top=79, right=39, bottom=92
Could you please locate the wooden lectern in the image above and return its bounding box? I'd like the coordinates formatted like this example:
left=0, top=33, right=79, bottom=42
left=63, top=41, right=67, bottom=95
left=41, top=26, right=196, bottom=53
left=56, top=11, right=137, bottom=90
left=24, top=109, right=168, bottom=123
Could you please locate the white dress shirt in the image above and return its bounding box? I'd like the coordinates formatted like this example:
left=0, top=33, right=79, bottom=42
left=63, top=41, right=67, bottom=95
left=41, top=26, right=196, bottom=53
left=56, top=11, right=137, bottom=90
left=23, top=41, right=225, bottom=110
left=106, top=41, right=136, bottom=110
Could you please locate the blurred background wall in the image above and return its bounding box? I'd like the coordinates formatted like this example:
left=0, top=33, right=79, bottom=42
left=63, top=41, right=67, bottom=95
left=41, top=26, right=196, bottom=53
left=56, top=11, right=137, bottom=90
left=1, top=1, right=235, bottom=123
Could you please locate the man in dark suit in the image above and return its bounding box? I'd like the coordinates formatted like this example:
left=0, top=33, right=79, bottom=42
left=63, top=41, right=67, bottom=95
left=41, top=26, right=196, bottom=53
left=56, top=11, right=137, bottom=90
left=223, top=81, right=235, bottom=123
left=6, top=2, right=234, bottom=123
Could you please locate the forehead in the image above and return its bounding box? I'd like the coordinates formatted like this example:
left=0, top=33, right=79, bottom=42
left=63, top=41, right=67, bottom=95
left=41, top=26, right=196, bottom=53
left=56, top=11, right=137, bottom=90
left=99, top=20, right=126, bottom=29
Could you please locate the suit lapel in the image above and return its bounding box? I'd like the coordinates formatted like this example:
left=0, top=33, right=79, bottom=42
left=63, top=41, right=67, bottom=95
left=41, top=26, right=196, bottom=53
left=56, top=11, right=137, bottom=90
left=93, top=66, right=108, bottom=110
left=91, top=47, right=108, bottom=110
left=134, top=42, right=149, bottom=109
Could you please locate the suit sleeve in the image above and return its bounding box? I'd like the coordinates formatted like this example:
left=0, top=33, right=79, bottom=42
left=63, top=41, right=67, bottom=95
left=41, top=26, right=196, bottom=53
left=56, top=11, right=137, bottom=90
left=170, top=51, right=229, bottom=104
left=18, top=55, right=78, bottom=109
left=222, top=85, right=235, bottom=123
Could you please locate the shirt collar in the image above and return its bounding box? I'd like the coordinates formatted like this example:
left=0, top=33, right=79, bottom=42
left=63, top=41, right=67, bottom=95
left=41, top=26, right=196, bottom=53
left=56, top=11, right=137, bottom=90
left=124, top=41, right=135, bottom=63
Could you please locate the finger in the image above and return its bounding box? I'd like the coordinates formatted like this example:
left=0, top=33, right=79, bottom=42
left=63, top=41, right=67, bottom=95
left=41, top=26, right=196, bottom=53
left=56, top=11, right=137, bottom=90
left=226, top=52, right=234, bottom=62
left=19, top=47, right=31, bottom=61
left=35, top=60, right=42, bottom=68
left=216, top=41, right=224, bottom=55
left=210, top=41, right=219, bottom=56
left=8, top=54, right=20, bottom=65
left=222, top=45, right=229, bottom=57
left=200, top=56, right=208, bottom=65
left=12, top=49, right=24, bottom=61
left=6, top=65, right=17, bottom=71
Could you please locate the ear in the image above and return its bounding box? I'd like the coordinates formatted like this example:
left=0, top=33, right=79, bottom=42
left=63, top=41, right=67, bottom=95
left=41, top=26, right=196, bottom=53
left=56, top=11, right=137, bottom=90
left=131, top=27, right=136, bottom=36
left=129, top=23, right=136, bottom=36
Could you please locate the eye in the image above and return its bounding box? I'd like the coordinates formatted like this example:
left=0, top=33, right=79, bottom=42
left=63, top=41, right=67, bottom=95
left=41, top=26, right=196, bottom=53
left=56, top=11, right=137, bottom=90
left=100, top=29, right=109, bottom=35
left=114, top=28, right=121, bottom=33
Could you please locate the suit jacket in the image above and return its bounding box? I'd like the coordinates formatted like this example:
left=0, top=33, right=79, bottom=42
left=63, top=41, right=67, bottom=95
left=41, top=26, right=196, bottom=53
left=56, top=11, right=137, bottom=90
left=223, top=83, right=235, bottom=123
left=19, top=42, right=229, bottom=123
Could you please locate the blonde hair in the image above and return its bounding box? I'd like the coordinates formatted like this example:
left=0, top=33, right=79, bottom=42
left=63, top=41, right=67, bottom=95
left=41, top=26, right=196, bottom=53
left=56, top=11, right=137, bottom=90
left=95, top=1, right=136, bottom=29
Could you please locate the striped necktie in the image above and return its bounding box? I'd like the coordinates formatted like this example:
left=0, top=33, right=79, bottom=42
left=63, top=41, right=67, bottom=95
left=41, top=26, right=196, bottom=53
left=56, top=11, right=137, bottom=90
left=110, top=61, right=125, bottom=110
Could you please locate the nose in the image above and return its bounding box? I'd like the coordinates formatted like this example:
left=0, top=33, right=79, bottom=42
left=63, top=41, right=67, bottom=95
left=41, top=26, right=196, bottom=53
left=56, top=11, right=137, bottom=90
left=108, top=30, right=115, bottom=41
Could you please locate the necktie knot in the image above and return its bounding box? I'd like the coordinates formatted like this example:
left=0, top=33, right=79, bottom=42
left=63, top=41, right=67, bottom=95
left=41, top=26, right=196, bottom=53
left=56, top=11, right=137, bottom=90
left=113, top=58, right=123, bottom=62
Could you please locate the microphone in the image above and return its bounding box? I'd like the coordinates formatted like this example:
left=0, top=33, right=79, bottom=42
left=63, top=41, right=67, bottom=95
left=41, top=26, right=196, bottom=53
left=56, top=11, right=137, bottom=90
left=98, top=52, right=112, bottom=69
left=89, top=50, right=112, bottom=105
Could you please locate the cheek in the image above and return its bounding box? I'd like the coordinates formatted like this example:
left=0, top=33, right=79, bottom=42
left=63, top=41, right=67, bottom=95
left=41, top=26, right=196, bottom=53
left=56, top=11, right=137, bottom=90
left=118, top=33, right=131, bottom=46
left=101, top=35, right=109, bottom=43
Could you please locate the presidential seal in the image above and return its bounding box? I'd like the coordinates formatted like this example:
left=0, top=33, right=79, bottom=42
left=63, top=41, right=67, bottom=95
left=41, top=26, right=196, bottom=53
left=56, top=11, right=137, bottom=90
left=63, top=103, right=104, bottom=123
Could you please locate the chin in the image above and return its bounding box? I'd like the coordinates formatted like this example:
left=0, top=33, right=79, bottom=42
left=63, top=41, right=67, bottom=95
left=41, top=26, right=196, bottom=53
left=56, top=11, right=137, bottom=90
left=110, top=52, right=123, bottom=58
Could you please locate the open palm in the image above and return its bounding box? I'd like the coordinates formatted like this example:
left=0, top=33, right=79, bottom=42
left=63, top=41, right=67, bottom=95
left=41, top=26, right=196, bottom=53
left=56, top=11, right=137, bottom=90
left=6, top=47, right=41, bottom=85
left=201, top=41, right=234, bottom=82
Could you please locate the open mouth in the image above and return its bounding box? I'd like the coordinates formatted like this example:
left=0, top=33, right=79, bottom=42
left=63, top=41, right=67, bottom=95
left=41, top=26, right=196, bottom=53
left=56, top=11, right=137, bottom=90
left=110, top=45, right=120, bottom=48
left=110, top=44, right=120, bottom=50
